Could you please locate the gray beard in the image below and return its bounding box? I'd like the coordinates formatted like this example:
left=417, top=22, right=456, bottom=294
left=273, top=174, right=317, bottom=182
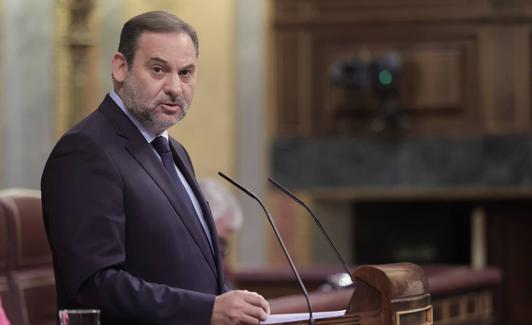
left=121, top=76, right=188, bottom=133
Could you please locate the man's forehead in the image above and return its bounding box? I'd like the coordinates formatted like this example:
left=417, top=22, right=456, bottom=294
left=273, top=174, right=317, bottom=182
left=135, top=31, right=197, bottom=59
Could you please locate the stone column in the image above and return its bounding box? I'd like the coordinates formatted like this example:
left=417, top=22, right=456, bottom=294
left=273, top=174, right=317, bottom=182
left=67, top=0, right=95, bottom=126
left=236, top=0, right=268, bottom=266
left=2, top=0, right=55, bottom=189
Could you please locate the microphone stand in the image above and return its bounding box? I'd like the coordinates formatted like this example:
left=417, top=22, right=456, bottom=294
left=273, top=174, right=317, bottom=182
left=268, top=177, right=355, bottom=285
left=218, top=172, right=315, bottom=325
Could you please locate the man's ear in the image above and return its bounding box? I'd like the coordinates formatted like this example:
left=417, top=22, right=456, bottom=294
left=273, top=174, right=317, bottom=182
left=112, top=52, right=128, bottom=83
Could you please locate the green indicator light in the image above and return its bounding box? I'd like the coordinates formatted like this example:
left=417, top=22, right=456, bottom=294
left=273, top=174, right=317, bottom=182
left=378, top=70, right=393, bottom=85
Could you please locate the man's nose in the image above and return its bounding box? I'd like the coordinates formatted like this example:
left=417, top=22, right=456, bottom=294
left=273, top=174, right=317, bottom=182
left=164, top=73, right=183, bottom=99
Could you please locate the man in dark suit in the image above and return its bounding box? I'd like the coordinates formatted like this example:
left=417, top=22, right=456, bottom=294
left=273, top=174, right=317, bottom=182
left=41, top=11, right=269, bottom=324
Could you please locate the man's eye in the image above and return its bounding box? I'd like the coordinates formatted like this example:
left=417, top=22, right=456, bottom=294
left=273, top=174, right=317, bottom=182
left=179, top=70, right=192, bottom=78
left=152, top=66, right=163, bottom=74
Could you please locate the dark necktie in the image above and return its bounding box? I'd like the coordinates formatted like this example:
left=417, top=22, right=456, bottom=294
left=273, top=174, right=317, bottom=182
left=151, top=136, right=213, bottom=250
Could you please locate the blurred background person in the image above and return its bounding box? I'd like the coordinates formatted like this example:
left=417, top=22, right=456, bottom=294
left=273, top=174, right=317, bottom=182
left=199, top=178, right=244, bottom=285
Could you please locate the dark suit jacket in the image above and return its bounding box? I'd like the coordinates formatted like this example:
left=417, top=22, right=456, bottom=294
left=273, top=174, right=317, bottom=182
left=41, top=95, right=225, bottom=324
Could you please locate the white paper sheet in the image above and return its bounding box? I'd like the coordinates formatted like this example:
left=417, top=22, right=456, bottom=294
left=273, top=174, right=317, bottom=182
left=260, top=310, right=346, bottom=324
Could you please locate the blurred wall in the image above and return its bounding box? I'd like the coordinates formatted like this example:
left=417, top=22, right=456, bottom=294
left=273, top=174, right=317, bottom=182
left=0, top=0, right=55, bottom=189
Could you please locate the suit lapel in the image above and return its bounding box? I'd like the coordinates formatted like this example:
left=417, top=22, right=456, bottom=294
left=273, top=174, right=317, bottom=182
left=170, top=141, right=226, bottom=290
left=98, top=97, right=218, bottom=279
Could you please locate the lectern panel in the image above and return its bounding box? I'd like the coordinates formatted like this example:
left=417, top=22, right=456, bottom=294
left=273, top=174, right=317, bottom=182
left=265, top=263, right=432, bottom=325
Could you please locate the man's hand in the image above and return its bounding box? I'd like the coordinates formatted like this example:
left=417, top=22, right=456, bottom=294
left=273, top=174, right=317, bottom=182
left=211, top=290, right=270, bottom=324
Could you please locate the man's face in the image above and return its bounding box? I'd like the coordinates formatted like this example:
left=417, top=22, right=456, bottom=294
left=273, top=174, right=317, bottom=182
left=113, top=31, right=197, bottom=134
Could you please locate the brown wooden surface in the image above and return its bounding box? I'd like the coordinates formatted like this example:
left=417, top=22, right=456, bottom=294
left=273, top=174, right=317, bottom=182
left=235, top=265, right=501, bottom=300
left=486, top=202, right=532, bottom=325
left=272, top=0, right=532, bottom=137
left=304, top=187, right=532, bottom=202
left=239, top=264, right=500, bottom=324
left=273, top=0, right=532, bottom=24
left=265, top=263, right=432, bottom=325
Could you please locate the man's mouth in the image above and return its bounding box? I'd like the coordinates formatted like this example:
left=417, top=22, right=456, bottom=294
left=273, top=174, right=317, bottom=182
left=160, top=102, right=181, bottom=112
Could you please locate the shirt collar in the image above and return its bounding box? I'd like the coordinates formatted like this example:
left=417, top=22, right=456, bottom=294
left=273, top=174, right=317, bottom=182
left=109, top=89, right=168, bottom=143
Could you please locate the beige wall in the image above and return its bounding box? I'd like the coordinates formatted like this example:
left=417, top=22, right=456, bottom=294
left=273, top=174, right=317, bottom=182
left=122, top=0, right=237, bottom=179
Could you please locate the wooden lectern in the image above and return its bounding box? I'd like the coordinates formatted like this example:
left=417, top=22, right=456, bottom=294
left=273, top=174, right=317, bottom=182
left=267, top=263, right=433, bottom=325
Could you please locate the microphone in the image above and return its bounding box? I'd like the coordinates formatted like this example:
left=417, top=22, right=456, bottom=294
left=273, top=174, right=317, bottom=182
left=268, top=177, right=355, bottom=285
left=218, top=172, right=315, bottom=325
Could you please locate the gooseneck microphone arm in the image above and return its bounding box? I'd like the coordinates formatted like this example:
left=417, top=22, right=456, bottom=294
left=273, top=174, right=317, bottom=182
left=218, top=172, right=315, bottom=325
left=268, top=177, right=355, bottom=284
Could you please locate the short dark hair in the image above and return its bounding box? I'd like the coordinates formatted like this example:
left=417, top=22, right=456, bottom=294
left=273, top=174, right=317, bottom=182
left=118, top=11, right=199, bottom=66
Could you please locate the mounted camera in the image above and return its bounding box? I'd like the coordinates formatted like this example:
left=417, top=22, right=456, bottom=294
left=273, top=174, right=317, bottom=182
left=330, top=52, right=409, bottom=131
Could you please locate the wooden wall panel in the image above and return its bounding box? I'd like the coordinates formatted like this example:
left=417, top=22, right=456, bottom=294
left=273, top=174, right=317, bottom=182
left=312, top=28, right=480, bottom=135
left=479, top=26, right=532, bottom=134
left=276, top=31, right=314, bottom=136
left=271, top=2, right=532, bottom=324
left=273, top=0, right=532, bottom=137
left=401, top=48, right=463, bottom=110
left=486, top=202, right=532, bottom=325
left=273, top=0, right=510, bottom=24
